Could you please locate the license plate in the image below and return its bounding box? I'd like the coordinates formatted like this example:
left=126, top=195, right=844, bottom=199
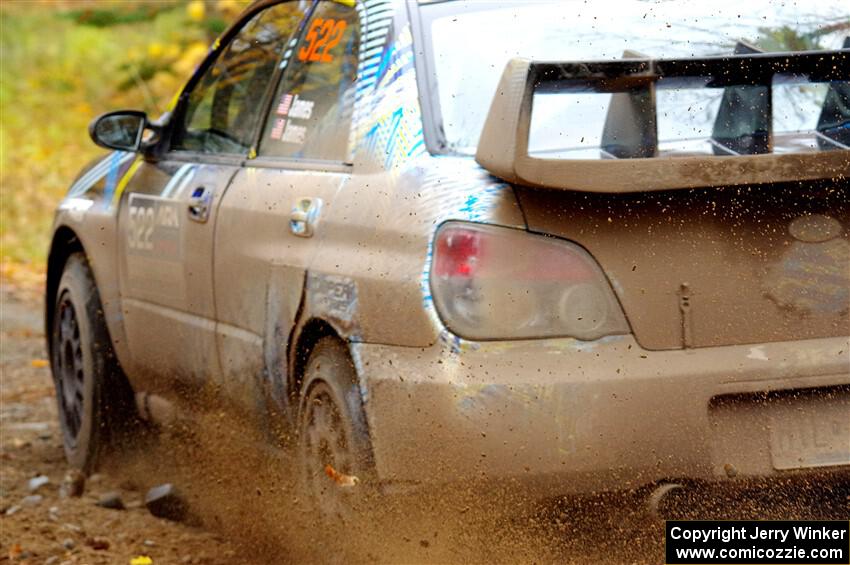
left=769, top=396, right=850, bottom=471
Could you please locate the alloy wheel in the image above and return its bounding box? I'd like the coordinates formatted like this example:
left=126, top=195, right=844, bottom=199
left=54, top=292, right=85, bottom=445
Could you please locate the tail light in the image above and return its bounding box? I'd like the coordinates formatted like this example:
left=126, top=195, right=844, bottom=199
left=430, top=222, right=629, bottom=341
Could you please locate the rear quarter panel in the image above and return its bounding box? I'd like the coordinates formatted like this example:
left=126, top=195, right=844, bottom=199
left=308, top=21, right=524, bottom=347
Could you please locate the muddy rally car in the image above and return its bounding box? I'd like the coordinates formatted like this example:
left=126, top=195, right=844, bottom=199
left=47, top=0, right=849, bottom=517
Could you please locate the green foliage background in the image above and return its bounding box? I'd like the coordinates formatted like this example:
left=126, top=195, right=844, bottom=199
left=0, top=0, right=245, bottom=265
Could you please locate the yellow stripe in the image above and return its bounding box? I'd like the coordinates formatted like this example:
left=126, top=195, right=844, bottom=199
left=111, top=157, right=143, bottom=208
left=331, top=0, right=356, bottom=6
left=165, top=89, right=181, bottom=113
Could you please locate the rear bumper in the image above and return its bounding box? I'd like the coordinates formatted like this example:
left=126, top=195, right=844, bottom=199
left=353, top=335, right=850, bottom=496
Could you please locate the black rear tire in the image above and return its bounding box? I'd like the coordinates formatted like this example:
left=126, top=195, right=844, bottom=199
left=298, top=337, right=376, bottom=522
left=50, top=252, right=136, bottom=473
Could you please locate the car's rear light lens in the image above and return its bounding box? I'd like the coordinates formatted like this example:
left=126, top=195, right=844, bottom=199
left=430, top=222, right=629, bottom=341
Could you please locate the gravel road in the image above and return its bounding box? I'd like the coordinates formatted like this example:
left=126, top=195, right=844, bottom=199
left=2, top=278, right=846, bottom=564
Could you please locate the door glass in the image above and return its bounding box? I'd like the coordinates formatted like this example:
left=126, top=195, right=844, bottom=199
left=173, top=3, right=308, bottom=155
left=259, top=1, right=360, bottom=162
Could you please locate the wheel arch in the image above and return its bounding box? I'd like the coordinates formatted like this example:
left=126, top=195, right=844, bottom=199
left=47, top=224, right=140, bottom=471
left=46, top=226, right=86, bottom=354
left=287, top=315, right=378, bottom=483
left=288, top=317, right=348, bottom=402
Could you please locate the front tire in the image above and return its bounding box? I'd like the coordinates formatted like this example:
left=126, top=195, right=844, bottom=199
left=50, top=252, right=134, bottom=473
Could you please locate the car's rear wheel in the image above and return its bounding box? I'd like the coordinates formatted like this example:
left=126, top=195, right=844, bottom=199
left=297, top=337, right=375, bottom=522
left=50, top=252, right=135, bottom=473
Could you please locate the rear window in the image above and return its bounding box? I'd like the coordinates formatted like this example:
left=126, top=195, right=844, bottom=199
left=421, top=0, right=849, bottom=155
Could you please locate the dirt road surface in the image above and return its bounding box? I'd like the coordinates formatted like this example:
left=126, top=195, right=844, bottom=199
left=1, top=281, right=253, bottom=564
left=2, top=277, right=847, bottom=564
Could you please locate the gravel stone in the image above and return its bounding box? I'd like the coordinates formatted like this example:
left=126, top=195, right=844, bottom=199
left=59, top=470, right=85, bottom=498
left=95, top=492, right=125, bottom=510
left=145, top=484, right=187, bottom=522
left=21, top=494, right=43, bottom=506
left=28, top=475, right=50, bottom=492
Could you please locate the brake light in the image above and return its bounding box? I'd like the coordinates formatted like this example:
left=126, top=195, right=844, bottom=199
left=430, top=222, right=629, bottom=341
left=434, top=228, right=480, bottom=277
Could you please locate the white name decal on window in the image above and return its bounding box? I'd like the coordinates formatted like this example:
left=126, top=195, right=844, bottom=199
left=281, top=123, right=307, bottom=145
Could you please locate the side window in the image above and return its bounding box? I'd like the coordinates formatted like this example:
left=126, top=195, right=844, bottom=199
left=173, top=3, right=308, bottom=155
left=259, top=1, right=360, bottom=162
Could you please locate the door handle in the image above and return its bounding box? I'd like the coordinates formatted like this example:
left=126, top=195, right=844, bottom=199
left=187, top=186, right=212, bottom=223
left=290, top=197, right=322, bottom=238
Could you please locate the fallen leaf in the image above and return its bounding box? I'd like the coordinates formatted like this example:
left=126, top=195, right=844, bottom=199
left=30, top=359, right=49, bottom=368
left=324, top=464, right=359, bottom=487
left=9, top=543, right=23, bottom=559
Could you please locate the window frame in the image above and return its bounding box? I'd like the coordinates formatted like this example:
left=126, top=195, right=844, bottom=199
left=407, top=1, right=451, bottom=157
left=250, top=0, right=363, bottom=169
left=159, top=0, right=315, bottom=165
left=410, top=0, right=536, bottom=158
left=152, top=0, right=370, bottom=174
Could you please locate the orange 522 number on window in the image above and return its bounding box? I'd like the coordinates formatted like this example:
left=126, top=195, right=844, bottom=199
left=298, top=18, right=347, bottom=63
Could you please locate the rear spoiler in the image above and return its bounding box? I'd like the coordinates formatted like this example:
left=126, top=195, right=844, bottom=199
left=475, top=46, right=850, bottom=193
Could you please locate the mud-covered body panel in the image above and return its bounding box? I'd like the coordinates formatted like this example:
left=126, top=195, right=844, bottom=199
left=312, top=157, right=524, bottom=348
left=517, top=182, right=850, bottom=350
left=358, top=334, right=850, bottom=494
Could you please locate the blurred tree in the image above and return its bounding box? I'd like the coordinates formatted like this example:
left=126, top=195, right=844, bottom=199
left=756, top=19, right=849, bottom=51
left=0, top=0, right=250, bottom=264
